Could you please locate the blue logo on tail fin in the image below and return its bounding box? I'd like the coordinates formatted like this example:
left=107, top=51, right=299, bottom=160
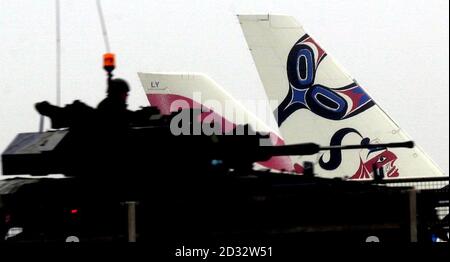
left=276, top=35, right=375, bottom=126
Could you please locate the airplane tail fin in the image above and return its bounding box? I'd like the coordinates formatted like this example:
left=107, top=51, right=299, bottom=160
left=138, top=72, right=294, bottom=172
left=238, top=14, right=445, bottom=179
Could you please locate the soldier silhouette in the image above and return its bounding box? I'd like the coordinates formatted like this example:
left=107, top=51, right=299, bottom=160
left=97, top=78, right=133, bottom=131
left=94, top=78, right=134, bottom=175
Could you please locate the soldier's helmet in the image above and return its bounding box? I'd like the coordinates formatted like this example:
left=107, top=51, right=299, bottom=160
left=107, top=78, right=130, bottom=96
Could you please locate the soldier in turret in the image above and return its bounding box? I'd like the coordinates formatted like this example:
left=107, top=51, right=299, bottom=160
left=96, top=78, right=133, bottom=131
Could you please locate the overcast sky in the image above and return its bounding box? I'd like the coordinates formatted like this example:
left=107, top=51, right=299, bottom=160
left=0, top=0, right=448, bottom=175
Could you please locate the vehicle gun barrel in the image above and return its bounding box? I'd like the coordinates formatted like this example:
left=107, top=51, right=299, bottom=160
left=262, top=141, right=414, bottom=157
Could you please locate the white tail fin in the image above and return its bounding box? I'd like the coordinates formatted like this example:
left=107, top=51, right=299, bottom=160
left=138, top=72, right=294, bottom=172
left=238, top=14, right=445, bottom=179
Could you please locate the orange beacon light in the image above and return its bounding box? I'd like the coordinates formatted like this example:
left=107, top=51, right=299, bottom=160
left=103, top=53, right=115, bottom=77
